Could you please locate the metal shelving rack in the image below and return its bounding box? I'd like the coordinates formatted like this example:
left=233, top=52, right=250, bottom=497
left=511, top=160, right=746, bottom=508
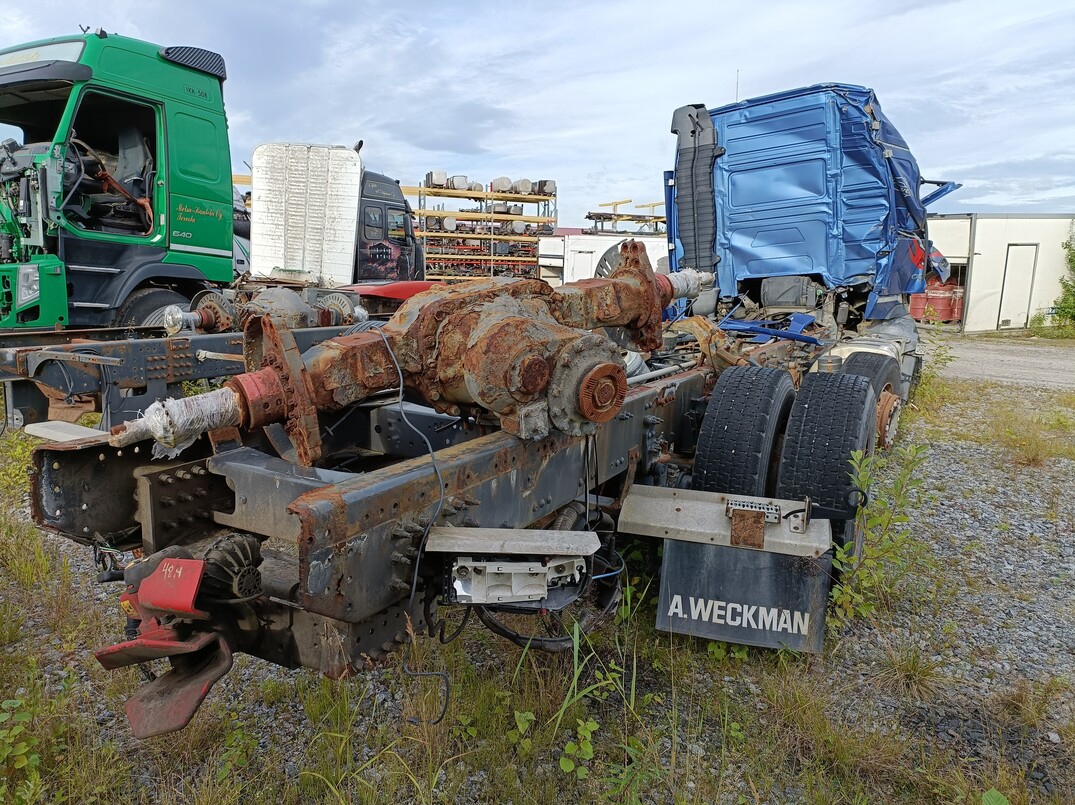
left=402, top=178, right=557, bottom=280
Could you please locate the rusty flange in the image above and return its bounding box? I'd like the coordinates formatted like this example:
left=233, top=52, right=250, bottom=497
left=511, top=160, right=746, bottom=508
left=191, top=291, right=235, bottom=333
left=548, top=334, right=626, bottom=435
left=876, top=390, right=901, bottom=450
left=577, top=363, right=627, bottom=422
left=255, top=316, right=323, bottom=466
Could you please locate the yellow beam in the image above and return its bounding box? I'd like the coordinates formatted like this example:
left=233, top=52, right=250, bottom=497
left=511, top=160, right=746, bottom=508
left=426, top=254, right=537, bottom=262
left=401, top=186, right=555, bottom=202
left=233, top=173, right=252, bottom=185
left=417, top=209, right=554, bottom=224
left=417, top=232, right=539, bottom=243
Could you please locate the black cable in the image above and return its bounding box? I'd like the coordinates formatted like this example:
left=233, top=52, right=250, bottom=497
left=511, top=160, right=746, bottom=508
left=375, top=328, right=450, bottom=725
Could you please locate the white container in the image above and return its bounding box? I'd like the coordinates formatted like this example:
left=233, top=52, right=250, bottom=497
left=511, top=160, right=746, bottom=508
left=425, top=170, right=447, bottom=188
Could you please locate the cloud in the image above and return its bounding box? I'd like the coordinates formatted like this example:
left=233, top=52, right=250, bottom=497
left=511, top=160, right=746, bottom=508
left=1, top=0, right=1073, bottom=226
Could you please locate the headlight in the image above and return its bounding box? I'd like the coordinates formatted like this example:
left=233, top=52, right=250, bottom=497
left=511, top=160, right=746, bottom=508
left=15, top=265, right=39, bottom=306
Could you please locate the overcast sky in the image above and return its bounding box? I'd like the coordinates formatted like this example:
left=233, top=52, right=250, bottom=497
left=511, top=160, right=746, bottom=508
left=4, top=0, right=1074, bottom=226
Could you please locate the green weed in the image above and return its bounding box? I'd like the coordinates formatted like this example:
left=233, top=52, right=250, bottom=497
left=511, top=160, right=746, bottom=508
left=830, top=445, right=930, bottom=627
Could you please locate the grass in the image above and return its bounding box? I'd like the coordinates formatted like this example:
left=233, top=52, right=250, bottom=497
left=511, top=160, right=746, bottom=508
left=985, top=407, right=1075, bottom=466
left=909, top=371, right=1075, bottom=466
left=991, top=678, right=1071, bottom=731
left=872, top=640, right=944, bottom=700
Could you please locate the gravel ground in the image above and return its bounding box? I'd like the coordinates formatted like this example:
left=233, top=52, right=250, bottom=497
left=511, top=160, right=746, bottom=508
left=5, top=334, right=1074, bottom=802
left=931, top=330, right=1075, bottom=390
left=828, top=335, right=1075, bottom=798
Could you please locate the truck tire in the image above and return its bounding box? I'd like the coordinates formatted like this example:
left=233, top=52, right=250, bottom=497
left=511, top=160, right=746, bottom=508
left=115, top=289, right=189, bottom=328
left=840, top=351, right=902, bottom=398
left=233, top=213, right=251, bottom=240
left=775, top=372, right=876, bottom=556
left=840, top=351, right=903, bottom=450
left=692, top=366, right=796, bottom=497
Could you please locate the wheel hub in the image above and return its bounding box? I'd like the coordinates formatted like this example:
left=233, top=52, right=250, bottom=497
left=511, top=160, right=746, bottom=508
left=876, top=390, right=901, bottom=450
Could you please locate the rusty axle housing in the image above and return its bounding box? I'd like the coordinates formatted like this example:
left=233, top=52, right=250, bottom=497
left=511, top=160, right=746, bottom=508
left=113, top=241, right=712, bottom=463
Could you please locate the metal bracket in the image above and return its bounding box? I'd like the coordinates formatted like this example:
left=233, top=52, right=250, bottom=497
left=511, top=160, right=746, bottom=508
left=619, top=485, right=830, bottom=558
left=450, top=555, right=586, bottom=605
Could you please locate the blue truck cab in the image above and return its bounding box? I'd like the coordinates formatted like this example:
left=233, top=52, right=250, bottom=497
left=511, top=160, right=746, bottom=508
left=666, top=83, right=957, bottom=334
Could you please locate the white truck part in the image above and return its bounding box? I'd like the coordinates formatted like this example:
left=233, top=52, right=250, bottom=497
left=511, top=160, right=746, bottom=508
left=250, top=143, right=362, bottom=286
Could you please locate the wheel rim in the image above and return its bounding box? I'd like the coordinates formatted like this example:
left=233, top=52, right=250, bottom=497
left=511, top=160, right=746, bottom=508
left=876, top=390, right=901, bottom=450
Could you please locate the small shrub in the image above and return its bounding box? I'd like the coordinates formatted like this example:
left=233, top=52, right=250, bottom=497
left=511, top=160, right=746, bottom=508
left=1054, top=224, right=1075, bottom=327
left=558, top=717, right=598, bottom=779
left=0, top=698, right=41, bottom=804
left=830, top=445, right=930, bottom=627
left=873, top=641, right=943, bottom=700
left=992, top=677, right=1070, bottom=730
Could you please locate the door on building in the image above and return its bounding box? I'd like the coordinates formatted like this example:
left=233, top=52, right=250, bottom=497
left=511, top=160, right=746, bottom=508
left=997, top=244, right=1038, bottom=329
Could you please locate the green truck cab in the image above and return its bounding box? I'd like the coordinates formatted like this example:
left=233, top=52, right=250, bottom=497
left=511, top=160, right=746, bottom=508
left=0, top=30, right=422, bottom=330
left=0, top=32, right=234, bottom=328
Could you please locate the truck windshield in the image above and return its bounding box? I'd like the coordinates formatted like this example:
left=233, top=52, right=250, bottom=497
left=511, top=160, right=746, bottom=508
left=0, top=79, right=73, bottom=144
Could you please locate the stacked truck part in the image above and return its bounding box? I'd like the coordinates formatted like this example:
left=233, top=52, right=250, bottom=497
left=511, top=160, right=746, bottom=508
left=403, top=173, right=557, bottom=279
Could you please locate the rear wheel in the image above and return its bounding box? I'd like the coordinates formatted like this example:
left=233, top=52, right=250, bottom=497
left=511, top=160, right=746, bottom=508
left=115, top=289, right=189, bottom=328
left=775, top=372, right=876, bottom=560
left=656, top=367, right=798, bottom=644
left=840, top=352, right=903, bottom=450
left=691, top=366, right=796, bottom=497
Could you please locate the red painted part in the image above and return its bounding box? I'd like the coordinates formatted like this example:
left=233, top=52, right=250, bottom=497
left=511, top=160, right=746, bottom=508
left=124, top=632, right=234, bottom=739
left=340, top=280, right=442, bottom=300
left=909, top=293, right=928, bottom=320
left=926, top=288, right=955, bottom=321
left=912, top=286, right=964, bottom=323
left=228, top=366, right=286, bottom=428
left=909, top=239, right=927, bottom=270
left=951, top=287, right=965, bottom=322
left=653, top=273, right=674, bottom=307
left=95, top=624, right=218, bottom=670
left=137, top=558, right=208, bottom=619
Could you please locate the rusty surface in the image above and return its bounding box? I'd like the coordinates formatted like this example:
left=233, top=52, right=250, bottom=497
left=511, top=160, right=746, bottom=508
left=876, top=390, right=901, bottom=450
left=113, top=238, right=681, bottom=463
left=290, top=369, right=713, bottom=623
left=730, top=508, right=766, bottom=549
left=212, top=242, right=674, bottom=448
left=35, top=382, right=97, bottom=422
left=668, top=315, right=830, bottom=382
left=515, top=354, right=551, bottom=397
left=257, top=316, right=323, bottom=466
left=577, top=363, right=627, bottom=422
left=227, top=367, right=286, bottom=428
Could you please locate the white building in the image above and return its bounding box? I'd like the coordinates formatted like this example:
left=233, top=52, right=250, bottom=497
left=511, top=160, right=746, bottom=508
left=538, top=233, right=668, bottom=285
left=927, top=213, right=1074, bottom=333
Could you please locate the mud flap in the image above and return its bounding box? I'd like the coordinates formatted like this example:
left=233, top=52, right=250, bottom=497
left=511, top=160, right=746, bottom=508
left=656, top=543, right=832, bottom=653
